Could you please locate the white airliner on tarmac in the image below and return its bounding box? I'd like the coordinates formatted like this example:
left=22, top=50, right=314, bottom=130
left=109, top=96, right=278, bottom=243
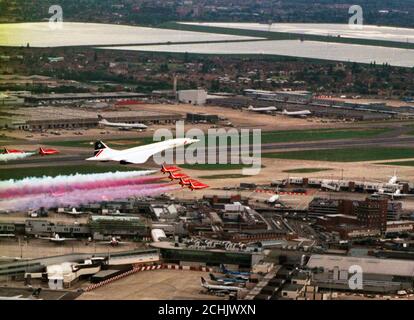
left=200, top=277, right=244, bottom=293
left=86, top=138, right=200, bottom=164
left=246, top=105, right=277, bottom=113
left=98, top=115, right=148, bottom=130
left=279, top=109, right=312, bottom=117
left=374, top=189, right=414, bottom=199
left=39, top=233, right=76, bottom=244
left=385, top=171, right=399, bottom=186
left=60, top=208, right=90, bottom=216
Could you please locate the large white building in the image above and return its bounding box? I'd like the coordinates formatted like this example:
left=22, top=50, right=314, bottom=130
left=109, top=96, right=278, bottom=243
left=0, top=93, right=24, bottom=106
left=178, top=89, right=207, bottom=105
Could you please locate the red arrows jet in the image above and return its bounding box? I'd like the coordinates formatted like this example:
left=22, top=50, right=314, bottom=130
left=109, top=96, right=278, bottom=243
left=2, top=148, right=24, bottom=154
left=188, top=180, right=209, bottom=191
left=179, top=177, right=192, bottom=187
left=39, top=147, right=59, bottom=156
left=161, top=164, right=181, bottom=174
left=168, top=172, right=189, bottom=181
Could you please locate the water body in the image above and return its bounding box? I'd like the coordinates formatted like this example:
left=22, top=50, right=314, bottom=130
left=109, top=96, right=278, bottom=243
left=0, top=22, right=260, bottom=47
left=99, top=40, right=414, bottom=68
left=181, top=22, right=414, bottom=44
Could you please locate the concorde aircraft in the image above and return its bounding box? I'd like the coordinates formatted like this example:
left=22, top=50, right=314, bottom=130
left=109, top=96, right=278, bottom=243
left=86, top=138, right=199, bottom=165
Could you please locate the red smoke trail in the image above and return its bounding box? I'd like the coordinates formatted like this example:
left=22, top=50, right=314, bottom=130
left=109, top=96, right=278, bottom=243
left=0, top=176, right=162, bottom=199
left=0, top=183, right=179, bottom=212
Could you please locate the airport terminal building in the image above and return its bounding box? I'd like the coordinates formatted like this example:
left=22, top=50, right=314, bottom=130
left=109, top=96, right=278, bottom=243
left=1, top=107, right=183, bottom=130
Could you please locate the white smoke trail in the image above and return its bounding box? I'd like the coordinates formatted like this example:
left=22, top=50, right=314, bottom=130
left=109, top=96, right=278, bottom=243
left=0, top=152, right=35, bottom=162
left=0, top=170, right=156, bottom=190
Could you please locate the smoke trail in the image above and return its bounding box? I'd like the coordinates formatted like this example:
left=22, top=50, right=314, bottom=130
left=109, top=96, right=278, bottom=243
left=0, top=176, right=163, bottom=199
left=0, top=170, right=156, bottom=190
left=0, top=152, right=35, bottom=162
left=0, top=183, right=179, bottom=212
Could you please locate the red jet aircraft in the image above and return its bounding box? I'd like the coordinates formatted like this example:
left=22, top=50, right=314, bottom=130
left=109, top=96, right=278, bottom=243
left=39, top=147, right=59, bottom=156
left=2, top=148, right=24, bottom=154
left=161, top=164, right=181, bottom=174
left=168, top=172, right=189, bottom=181
left=188, top=179, right=209, bottom=191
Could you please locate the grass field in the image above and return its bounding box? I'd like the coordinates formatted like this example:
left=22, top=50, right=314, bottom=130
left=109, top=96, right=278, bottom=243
left=376, top=160, right=414, bottom=167
left=259, top=128, right=390, bottom=144
left=44, top=137, right=155, bottom=148
left=263, top=147, right=414, bottom=162
left=180, top=163, right=261, bottom=170
left=0, top=165, right=143, bottom=180
left=198, top=174, right=246, bottom=179
left=282, top=168, right=332, bottom=173
left=0, top=136, right=20, bottom=145
left=205, top=128, right=390, bottom=145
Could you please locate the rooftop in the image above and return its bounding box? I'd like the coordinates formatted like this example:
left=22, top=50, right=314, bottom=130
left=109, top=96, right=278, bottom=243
left=307, top=254, right=414, bottom=277
left=282, top=283, right=304, bottom=292
left=7, top=106, right=181, bottom=122
left=90, top=215, right=141, bottom=222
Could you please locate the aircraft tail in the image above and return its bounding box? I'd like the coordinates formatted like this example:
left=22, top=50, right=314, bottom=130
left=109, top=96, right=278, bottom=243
left=95, top=141, right=109, bottom=150
left=220, top=264, right=228, bottom=273
left=201, top=277, right=207, bottom=285
left=92, top=141, right=111, bottom=158
left=209, top=273, right=217, bottom=281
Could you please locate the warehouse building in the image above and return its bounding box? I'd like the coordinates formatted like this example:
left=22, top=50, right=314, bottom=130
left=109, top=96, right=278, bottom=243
left=207, top=96, right=397, bottom=121
left=19, top=91, right=149, bottom=104
left=244, top=89, right=313, bottom=104
left=178, top=89, right=207, bottom=105
left=307, top=254, right=414, bottom=293
left=2, top=106, right=182, bottom=130
left=0, top=93, right=24, bottom=106
left=186, top=112, right=219, bottom=124
left=25, top=220, right=90, bottom=237
left=88, top=215, right=149, bottom=238
left=309, top=197, right=401, bottom=223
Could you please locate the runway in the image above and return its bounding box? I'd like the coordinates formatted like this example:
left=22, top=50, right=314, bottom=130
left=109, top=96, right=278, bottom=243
left=3, top=135, right=414, bottom=168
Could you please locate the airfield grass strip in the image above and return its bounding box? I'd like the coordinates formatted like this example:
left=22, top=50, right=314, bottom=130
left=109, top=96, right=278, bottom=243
left=263, top=147, right=414, bottom=162
left=283, top=168, right=332, bottom=173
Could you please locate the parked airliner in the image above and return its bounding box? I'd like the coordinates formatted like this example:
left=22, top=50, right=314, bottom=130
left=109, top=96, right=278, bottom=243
left=98, top=115, right=148, bottom=130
